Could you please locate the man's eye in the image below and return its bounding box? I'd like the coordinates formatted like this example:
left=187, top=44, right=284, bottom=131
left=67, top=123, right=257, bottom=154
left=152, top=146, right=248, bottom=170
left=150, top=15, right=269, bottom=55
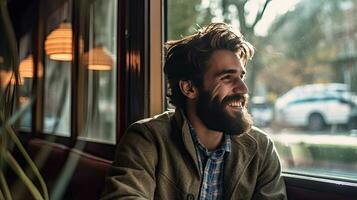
left=222, top=75, right=232, bottom=80
left=223, top=76, right=231, bottom=79
left=241, top=74, right=247, bottom=81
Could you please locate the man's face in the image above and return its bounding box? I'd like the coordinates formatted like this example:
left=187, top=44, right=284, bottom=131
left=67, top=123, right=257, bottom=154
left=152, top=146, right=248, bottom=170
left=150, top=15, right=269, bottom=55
left=195, top=49, right=253, bottom=135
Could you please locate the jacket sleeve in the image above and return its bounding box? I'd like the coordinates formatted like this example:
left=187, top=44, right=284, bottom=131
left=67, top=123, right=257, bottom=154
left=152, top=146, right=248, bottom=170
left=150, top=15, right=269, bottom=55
left=252, top=138, right=287, bottom=200
left=101, top=123, right=158, bottom=200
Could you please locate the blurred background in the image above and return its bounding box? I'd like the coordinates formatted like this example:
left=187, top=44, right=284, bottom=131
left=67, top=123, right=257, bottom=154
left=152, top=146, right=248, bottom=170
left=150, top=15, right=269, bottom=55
left=167, top=0, right=357, bottom=181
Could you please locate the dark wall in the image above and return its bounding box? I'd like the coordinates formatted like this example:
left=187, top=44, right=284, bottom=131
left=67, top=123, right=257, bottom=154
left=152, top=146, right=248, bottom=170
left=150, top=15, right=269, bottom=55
left=7, top=0, right=38, bottom=40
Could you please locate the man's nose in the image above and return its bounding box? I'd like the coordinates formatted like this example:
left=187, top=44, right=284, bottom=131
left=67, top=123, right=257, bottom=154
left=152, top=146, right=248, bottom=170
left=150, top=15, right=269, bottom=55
left=233, top=78, right=249, bottom=94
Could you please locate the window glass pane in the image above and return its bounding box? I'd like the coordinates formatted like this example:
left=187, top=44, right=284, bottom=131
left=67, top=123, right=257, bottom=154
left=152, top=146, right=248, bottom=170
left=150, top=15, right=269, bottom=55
left=42, top=1, right=72, bottom=136
left=17, top=78, right=32, bottom=130
left=259, top=0, right=357, bottom=181
left=78, top=0, right=117, bottom=143
left=167, top=0, right=357, bottom=181
left=43, top=60, right=71, bottom=135
left=17, top=34, right=33, bottom=130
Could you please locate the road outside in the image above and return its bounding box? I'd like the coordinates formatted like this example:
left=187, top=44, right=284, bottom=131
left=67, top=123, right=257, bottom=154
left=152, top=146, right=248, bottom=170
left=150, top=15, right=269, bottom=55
left=262, top=127, right=357, bottom=181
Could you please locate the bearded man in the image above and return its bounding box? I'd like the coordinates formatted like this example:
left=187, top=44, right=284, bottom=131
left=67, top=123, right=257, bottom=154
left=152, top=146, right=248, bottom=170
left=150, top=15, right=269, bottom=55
left=101, top=23, right=287, bottom=200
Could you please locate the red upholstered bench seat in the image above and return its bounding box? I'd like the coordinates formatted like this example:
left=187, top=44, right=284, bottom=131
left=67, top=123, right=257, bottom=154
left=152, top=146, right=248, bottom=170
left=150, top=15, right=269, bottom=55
left=21, top=139, right=112, bottom=200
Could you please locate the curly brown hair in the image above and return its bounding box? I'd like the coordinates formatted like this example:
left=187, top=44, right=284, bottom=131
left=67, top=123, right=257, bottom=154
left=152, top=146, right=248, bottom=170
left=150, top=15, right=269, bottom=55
left=164, top=22, right=254, bottom=109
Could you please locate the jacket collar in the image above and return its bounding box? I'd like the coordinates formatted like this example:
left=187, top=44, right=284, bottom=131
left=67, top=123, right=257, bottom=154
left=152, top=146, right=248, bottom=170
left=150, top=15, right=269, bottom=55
left=174, top=109, right=202, bottom=176
left=174, top=109, right=258, bottom=191
left=224, top=133, right=257, bottom=198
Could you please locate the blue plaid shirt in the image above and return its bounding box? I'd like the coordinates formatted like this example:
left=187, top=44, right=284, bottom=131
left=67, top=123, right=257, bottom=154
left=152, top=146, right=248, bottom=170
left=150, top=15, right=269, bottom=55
left=189, top=124, right=231, bottom=200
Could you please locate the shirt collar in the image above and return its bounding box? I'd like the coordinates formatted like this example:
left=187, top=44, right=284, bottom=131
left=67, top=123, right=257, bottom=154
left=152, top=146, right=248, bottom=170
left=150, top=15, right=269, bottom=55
left=188, top=122, right=231, bottom=155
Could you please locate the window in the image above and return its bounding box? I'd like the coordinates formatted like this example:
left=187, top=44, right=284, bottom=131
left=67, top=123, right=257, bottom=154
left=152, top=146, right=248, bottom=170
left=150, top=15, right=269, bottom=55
left=35, top=0, right=118, bottom=143
left=167, top=0, right=357, bottom=182
left=77, top=0, right=117, bottom=143
left=42, top=1, right=72, bottom=136
left=17, top=33, right=34, bottom=130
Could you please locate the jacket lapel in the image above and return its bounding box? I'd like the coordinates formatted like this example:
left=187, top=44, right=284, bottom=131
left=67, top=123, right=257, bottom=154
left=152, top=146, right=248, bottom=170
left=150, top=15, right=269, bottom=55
left=174, top=110, right=201, bottom=177
left=224, top=133, right=257, bottom=198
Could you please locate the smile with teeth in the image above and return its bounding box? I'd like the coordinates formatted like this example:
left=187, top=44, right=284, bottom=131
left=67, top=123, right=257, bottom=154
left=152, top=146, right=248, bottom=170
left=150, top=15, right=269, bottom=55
left=228, top=100, right=243, bottom=108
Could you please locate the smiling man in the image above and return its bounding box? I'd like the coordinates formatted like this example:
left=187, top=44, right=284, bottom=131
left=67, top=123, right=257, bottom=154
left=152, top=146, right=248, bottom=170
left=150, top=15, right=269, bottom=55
left=101, top=23, right=287, bottom=200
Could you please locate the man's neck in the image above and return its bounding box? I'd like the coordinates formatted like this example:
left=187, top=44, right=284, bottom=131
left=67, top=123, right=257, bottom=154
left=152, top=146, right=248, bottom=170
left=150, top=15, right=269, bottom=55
left=185, top=108, right=223, bottom=151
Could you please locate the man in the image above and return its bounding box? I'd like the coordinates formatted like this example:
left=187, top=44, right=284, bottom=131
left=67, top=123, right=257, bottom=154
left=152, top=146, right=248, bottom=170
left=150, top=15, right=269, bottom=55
left=101, top=23, right=287, bottom=200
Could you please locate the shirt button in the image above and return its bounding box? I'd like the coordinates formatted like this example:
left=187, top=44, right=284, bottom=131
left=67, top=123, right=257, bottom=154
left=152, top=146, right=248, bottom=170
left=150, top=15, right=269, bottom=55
left=186, top=194, right=195, bottom=200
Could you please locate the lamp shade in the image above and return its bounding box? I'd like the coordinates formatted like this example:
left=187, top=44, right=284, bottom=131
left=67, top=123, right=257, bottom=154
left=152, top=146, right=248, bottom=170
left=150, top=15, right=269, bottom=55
left=0, top=70, right=22, bottom=87
left=83, top=46, right=113, bottom=70
left=19, top=54, right=34, bottom=78
left=44, top=22, right=73, bottom=61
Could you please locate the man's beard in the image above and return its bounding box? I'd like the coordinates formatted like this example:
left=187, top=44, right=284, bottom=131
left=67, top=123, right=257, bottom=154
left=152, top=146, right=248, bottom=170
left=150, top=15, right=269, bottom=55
left=196, top=90, right=253, bottom=135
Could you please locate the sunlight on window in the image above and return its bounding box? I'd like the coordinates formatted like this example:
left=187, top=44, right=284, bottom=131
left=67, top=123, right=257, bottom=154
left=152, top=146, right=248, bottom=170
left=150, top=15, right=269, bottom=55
left=42, top=1, right=72, bottom=136
left=77, top=0, right=117, bottom=143
left=167, top=0, right=357, bottom=181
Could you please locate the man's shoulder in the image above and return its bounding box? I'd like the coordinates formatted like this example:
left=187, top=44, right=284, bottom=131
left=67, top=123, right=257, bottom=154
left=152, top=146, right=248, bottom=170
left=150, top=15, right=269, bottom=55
left=246, top=126, right=274, bottom=147
left=248, top=126, right=269, bottom=137
left=128, top=110, right=176, bottom=135
left=136, top=110, right=175, bottom=126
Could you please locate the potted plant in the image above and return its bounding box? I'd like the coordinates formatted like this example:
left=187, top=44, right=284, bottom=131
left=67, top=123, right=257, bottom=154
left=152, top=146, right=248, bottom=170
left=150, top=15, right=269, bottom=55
left=0, top=0, right=48, bottom=199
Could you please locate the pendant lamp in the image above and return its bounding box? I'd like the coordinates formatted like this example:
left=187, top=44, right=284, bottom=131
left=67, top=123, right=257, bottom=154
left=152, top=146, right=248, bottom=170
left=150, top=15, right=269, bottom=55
left=0, top=70, right=22, bottom=86
left=44, top=22, right=73, bottom=61
left=0, top=70, right=12, bottom=87
left=19, top=54, right=34, bottom=78
left=83, top=46, right=113, bottom=70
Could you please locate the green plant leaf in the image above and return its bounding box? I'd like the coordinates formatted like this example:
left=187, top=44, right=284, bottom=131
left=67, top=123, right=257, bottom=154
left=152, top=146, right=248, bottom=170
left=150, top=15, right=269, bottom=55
left=0, top=0, right=19, bottom=70
left=4, top=151, right=44, bottom=200
left=0, top=188, right=6, bottom=200
left=4, top=124, right=48, bottom=200
left=0, top=170, right=12, bottom=200
left=0, top=96, right=35, bottom=135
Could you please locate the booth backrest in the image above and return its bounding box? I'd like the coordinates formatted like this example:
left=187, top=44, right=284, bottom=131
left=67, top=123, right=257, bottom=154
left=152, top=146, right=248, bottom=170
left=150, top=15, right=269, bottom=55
left=19, top=139, right=112, bottom=200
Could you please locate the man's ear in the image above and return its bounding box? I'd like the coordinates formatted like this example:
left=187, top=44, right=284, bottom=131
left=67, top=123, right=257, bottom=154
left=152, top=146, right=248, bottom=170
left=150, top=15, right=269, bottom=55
left=179, top=80, right=198, bottom=99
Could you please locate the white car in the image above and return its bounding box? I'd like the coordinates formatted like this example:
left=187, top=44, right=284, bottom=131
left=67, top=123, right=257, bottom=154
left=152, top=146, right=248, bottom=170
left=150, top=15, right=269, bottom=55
left=274, top=83, right=354, bottom=130
left=250, top=96, right=273, bottom=127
